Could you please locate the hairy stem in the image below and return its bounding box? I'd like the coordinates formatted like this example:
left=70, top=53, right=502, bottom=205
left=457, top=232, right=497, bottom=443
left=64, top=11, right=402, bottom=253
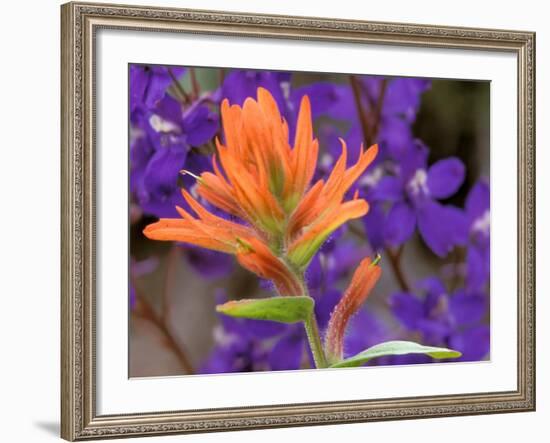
left=304, top=313, right=328, bottom=369
left=297, top=277, right=328, bottom=369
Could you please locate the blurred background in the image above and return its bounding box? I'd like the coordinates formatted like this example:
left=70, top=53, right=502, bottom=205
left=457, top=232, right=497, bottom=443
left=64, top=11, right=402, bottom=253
left=129, top=65, right=490, bottom=377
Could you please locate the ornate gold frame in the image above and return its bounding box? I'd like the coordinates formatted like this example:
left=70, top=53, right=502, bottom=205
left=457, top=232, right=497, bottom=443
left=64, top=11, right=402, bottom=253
left=60, top=1, right=536, bottom=440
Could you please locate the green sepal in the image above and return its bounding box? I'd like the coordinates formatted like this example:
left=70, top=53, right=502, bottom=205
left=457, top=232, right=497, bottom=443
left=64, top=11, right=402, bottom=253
left=216, top=296, right=314, bottom=324
left=329, top=340, right=462, bottom=368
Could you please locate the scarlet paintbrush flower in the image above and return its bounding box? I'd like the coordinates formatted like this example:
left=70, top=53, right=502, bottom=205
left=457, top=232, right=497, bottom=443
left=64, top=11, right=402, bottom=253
left=143, top=87, right=377, bottom=295
left=324, top=256, right=382, bottom=363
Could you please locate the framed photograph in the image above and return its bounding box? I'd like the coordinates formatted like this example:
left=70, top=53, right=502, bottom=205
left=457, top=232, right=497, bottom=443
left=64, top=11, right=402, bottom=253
left=61, top=1, right=536, bottom=440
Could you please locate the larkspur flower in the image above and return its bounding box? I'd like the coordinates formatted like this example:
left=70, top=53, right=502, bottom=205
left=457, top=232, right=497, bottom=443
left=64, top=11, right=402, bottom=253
left=323, top=77, right=431, bottom=165
left=131, top=93, right=218, bottom=218
left=390, top=276, right=489, bottom=361
left=143, top=87, right=378, bottom=295
left=130, top=64, right=185, bottom=114
left=129, top=65, right=236, bottom=280
left=364, top=140, right=466, bottom=257
left=464, top=179, right=490, bottom=292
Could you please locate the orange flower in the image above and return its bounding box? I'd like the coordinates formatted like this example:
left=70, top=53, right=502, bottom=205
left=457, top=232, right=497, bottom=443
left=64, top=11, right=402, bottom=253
left=235, top=237, right=303, bottom=297
left=143, top=87, right=378, bottom=295
left=324, top=256, right=382, bottom=363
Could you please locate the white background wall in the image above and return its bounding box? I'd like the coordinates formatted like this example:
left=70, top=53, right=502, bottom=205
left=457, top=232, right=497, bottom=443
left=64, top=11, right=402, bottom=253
left=0, top=0, right=546, bottom=442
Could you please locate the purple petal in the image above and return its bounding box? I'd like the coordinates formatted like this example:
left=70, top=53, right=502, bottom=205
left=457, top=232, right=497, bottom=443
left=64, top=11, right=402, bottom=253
left=466, top=179, right=490, bottom=221
left=153, top=94, right=183, bottom=124
left=183, top=246, right=234, bottom=279
left=242, top=319, right=288, bottom=339
left=363, top=202, right=386, bottom=251
left=130, top=65, right=184, bottom=111
left=383, top=201, right=416, bottom=247
left=427, top=157, right=465, bottom=199
left=417, top=318, right=451, bottom=343
left=370, top=176, right=404, bottom=202
left=344, top=308, right=391, bottom=358
left=269, top=331, right=304, bottom=371
left=291, top=82, right=339, bottom=118
left=129, top=65, right=148, bottom=113
left=449, top=290, right=488, bottom=327
left=390, top=292, right=424, bottom=330
left=146, top=67, right=184, bottom=109
left=182, top=104, right=219, bottom=147
left=325, top=241, right=370, bottom=283
left=305, top=253, right=324, bottom=292
left=327, top=84, right=357, bottom=121
left=221, top=70, right=292, bottom=126
left=179, top=153, right=212, bottom=192
left=417, top=276, right=446, bottom=298
left=139, top=146, right=188, bottom=217
left=399, top=140, right=429, bottom=181
left=417, top=200, right=465, bottom=257
left=449, top=325, right=490, bottom=362
left=314, top=289, right=342, bottom=330
left=383, top=78, right=431, bottom=121
left=378, top=116, right=415, bottom=160
left=143, top=146, right=187, bottom=191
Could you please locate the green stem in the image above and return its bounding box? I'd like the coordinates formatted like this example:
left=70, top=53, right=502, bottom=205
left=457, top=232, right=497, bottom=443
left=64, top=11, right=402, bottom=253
left=304, top=313, right=328, bottom=369
left=296, top=276, right=328, bottom=369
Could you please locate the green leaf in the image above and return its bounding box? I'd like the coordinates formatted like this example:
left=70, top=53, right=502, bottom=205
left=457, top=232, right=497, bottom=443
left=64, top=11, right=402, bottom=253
left=216, top=296, right=314, bottom=324
left=329, top=340, right=462, bottom=368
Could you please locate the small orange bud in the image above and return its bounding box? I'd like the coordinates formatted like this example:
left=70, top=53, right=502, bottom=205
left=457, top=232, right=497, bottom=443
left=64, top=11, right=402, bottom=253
left=325, top=256, right=382, bottom=363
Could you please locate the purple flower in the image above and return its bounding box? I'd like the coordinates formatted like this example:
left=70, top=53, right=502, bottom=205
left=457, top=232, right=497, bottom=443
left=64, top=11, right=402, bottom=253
left=201, top=292, right=286, bottom=373
left=291, top=82, right=340, bottom=119
left=328, top=76, right=430, bottom=157
left=306, top=240, right=371, bottom=298
left=464, top=180, right=490, bottom=292
left=130, top=64, right=185, bottom=114
left=364, top=141, right=466, bottom=257
left=383, top=77, right=431, bottom=122
left=130, top=74, right=219, bottom=218
left=449, top=325, right=490, bottom=361
left=390, top=276, right=489, bottom=362
left=200, top=320, right=271, bottom=374
left=344, top=308, right=393, bottom=364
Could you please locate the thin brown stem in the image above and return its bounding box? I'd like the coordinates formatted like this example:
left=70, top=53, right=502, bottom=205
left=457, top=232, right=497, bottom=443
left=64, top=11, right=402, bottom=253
left=350, top=75, right=410, bottom=292
left=135, top=293, right=195, bottom=375
left=386, top=247, right=411, bottom=293
left=347, top=222, right=411, bottom=292
left=350, top=75, right=373, bottom=146
left=372, top=79, right=388, bottom=137
left=190, top=68, right=200, bottom=99
left=168, top=68, right=191, bottom=104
